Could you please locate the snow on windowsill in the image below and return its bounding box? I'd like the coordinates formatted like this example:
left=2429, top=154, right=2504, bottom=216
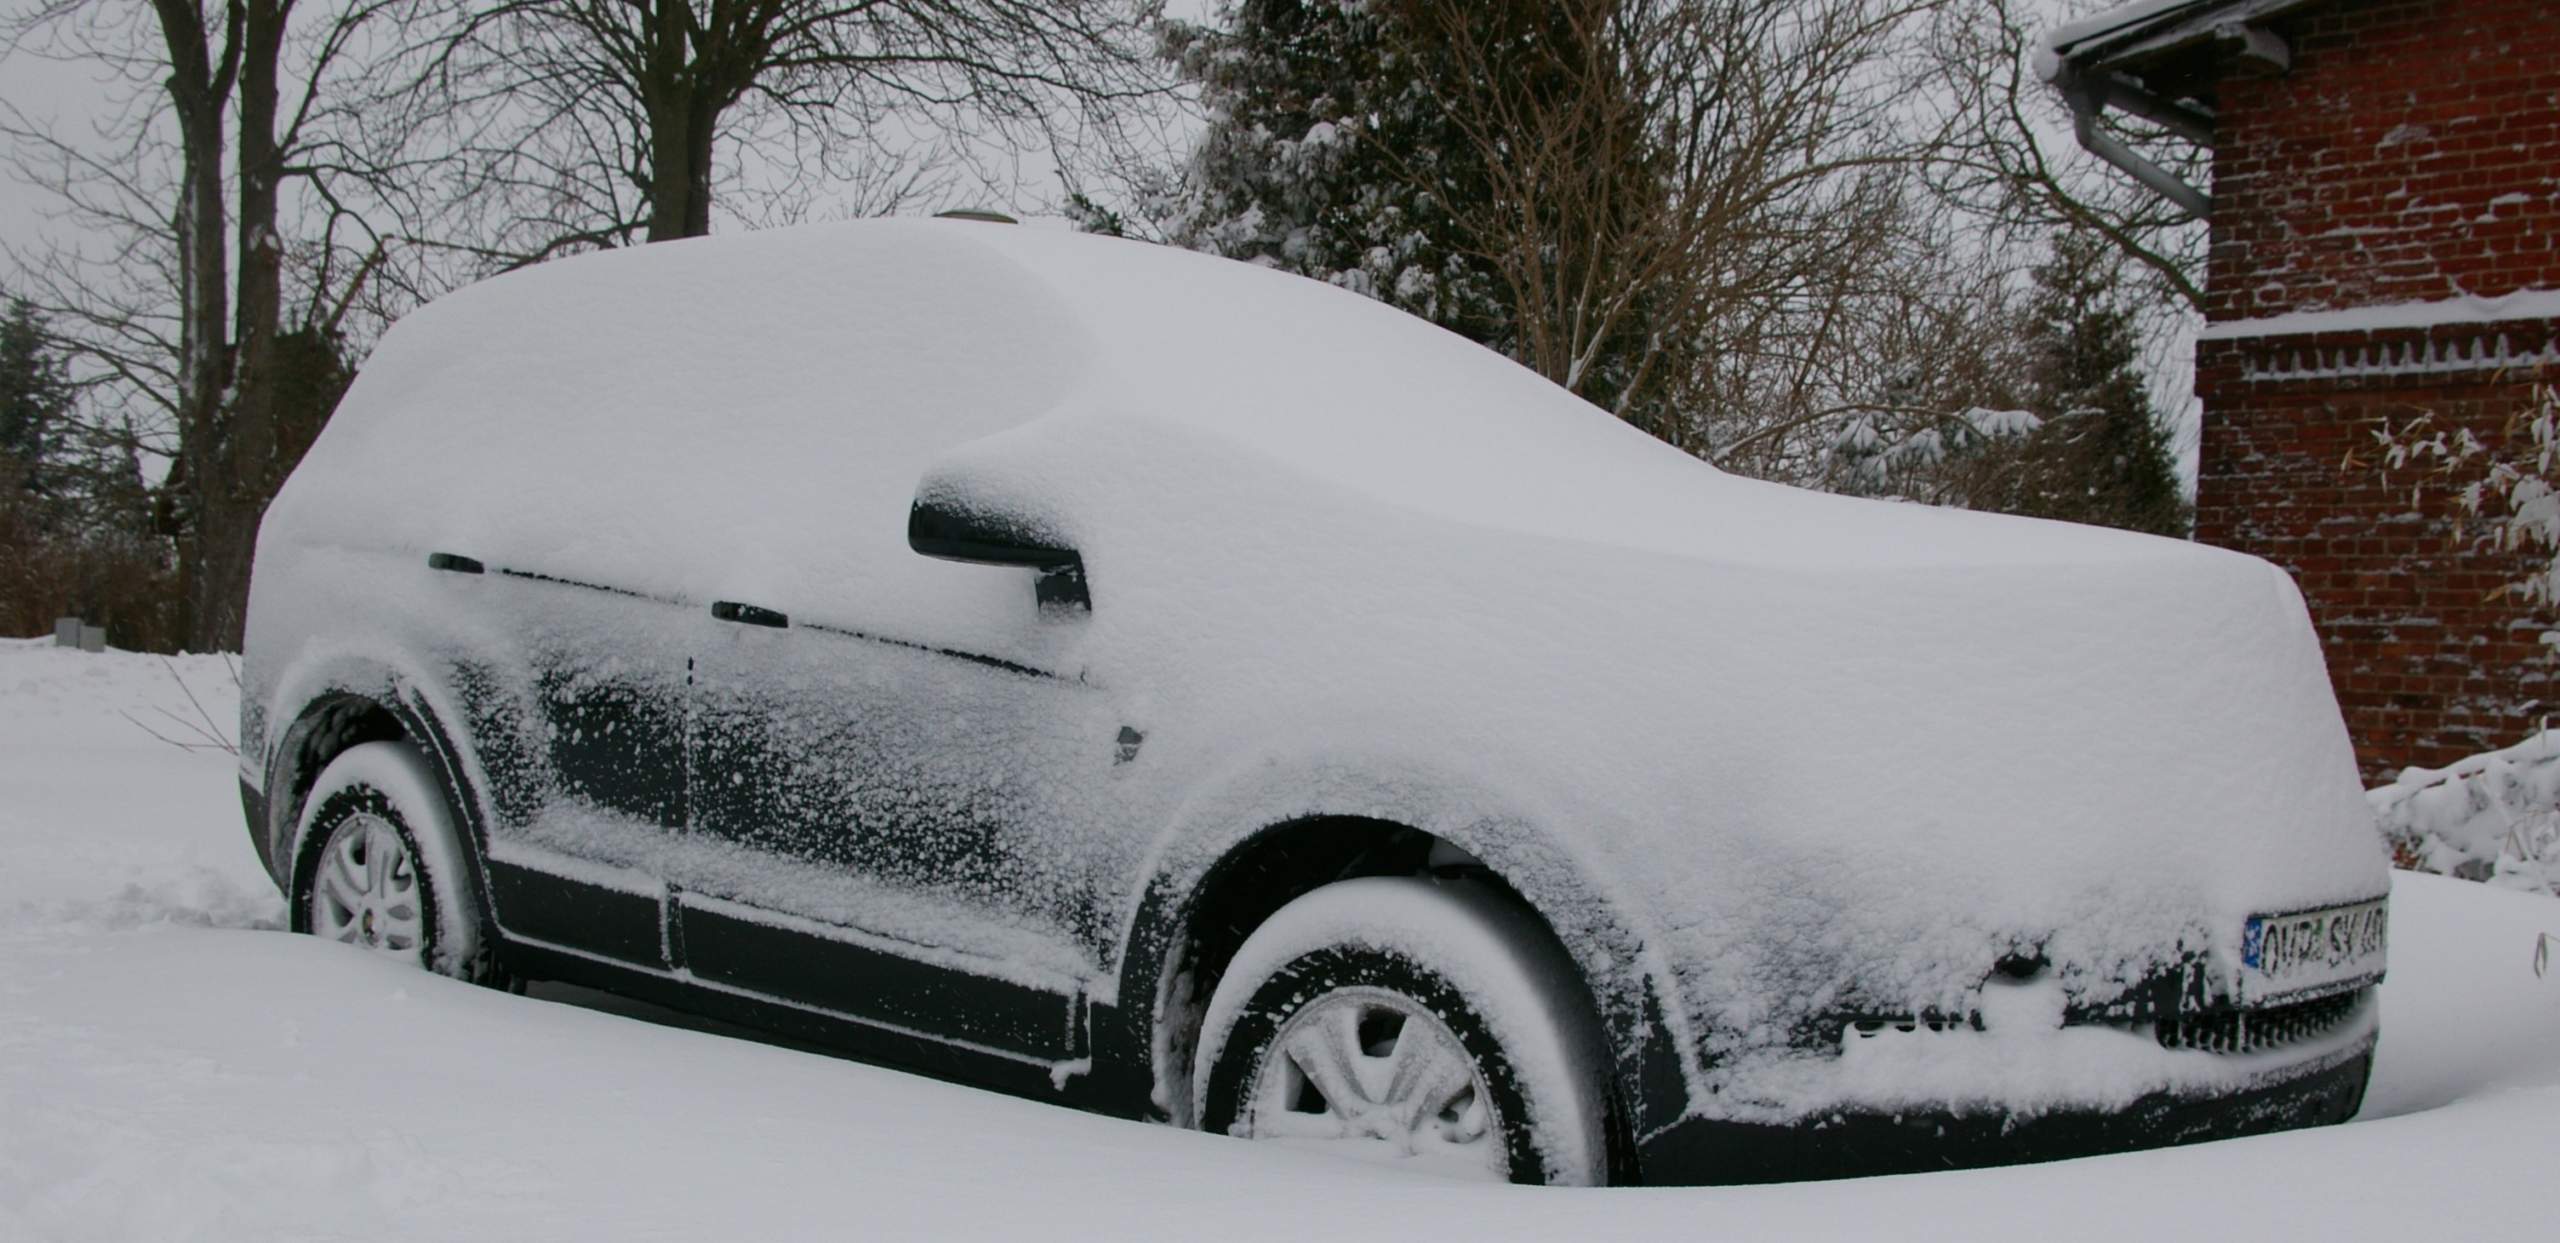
left=2199, top=289, right=2560, bottom=341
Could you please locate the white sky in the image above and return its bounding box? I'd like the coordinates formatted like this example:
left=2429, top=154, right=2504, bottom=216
left=0, top=24, right=130, bottom=266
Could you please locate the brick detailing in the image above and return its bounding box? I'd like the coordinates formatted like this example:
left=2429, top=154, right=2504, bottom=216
left=2234, top=326, right=2559, bottom=382
left=2194, top=0, right=2560, bottom=779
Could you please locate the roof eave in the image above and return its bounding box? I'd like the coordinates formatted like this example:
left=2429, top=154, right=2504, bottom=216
left=2041, top=0, right=2332, bottom=222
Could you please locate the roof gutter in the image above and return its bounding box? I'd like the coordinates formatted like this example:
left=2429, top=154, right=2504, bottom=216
left=2057, top=67, right=2215, bottom=221
left=2046, top=4, right=2301, bottom=224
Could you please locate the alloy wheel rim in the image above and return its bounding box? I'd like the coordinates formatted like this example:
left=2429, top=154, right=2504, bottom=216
left=1244, top=985, right=1506, bottom=1179
left=311, top=813, right=427, bottom=968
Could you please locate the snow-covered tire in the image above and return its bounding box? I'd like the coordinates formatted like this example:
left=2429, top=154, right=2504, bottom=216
left=290, top=740, right=507, bottom=986
left=1192, top=877, right=1610, bottom=1185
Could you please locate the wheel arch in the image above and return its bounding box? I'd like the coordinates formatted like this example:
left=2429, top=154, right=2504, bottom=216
left=259, top=655, right=498, bottom=935
left=1100, top=801, right=1698, bottom=1183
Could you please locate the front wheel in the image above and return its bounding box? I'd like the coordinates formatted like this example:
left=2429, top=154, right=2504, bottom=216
left=1192, top=877, right=1611, bottom=1185
left=291, top=740, right=505, bottom=986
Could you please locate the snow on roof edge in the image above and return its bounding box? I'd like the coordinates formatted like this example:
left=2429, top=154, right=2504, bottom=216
left=2037, top=0, right=2214, bottom=81
left=2196, top=289, right=2560, bottom=341
left=2037, top=0, right=2329, bottom=83
left=2044, top=0, right=2213, bottom=55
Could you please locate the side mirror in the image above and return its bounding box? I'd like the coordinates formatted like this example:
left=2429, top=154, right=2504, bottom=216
left=908, top=495, right=1090, bottom=612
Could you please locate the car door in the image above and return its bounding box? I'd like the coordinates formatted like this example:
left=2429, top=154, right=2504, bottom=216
left=433, top=554, right=696, bottom=968
left=673, top=585, right=1128, bottom=1060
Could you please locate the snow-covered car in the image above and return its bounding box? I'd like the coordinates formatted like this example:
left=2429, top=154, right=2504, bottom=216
left=238, top=219, right=2389, bottom=1186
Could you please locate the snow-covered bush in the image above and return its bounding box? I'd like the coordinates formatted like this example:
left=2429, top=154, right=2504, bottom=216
left=1825, top=404, right=2042, bottom=496
left=2368, top=731, right=2560, bottom=898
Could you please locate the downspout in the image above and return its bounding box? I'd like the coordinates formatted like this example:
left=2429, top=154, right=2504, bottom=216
left=2059, top=67, right=2214, bottom=222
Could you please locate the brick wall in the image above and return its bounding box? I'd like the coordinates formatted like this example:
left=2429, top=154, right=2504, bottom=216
left=2195, top=333, right=2553, bottom=780
left=2195, top=0, right=2560, bottom=780
left=2207, top=0, right=2560, bottom=319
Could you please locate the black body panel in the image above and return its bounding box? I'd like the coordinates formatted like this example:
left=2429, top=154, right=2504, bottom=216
left=423, top=549, right=1107, bottom=1074
left=688, top=613, right=1117, bottom=963
left=689, top=624, right=1024, bottom=891
left=536, top=668, right=689, bottom=831
left=1633, top=1038, right=2374, bottom=1185
left=433, top=560, right=696, bottom=965
left=500, top=939, right=1086, bottom=1105
left=677, top=901, right=1078, bottom=1059
left=486, top=859, right=666, bottom=967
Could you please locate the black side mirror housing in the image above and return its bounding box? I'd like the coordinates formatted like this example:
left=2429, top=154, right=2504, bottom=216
left=908, top=497, right=1090, bottom=612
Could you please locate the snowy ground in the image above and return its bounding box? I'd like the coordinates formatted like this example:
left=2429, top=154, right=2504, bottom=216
left=3, top=640, right=2555, bottom=1242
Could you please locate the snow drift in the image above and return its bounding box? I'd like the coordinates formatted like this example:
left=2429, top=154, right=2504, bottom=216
left=5, top=641, right=2551, bottom=1237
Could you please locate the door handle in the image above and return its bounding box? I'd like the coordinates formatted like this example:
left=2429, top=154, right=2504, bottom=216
left=711, top=600, right=789, bottom=628
left=427, top=552, right=485, bottom=574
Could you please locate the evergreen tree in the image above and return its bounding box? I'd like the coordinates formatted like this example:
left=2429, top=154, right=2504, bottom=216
left=1968, top=228, right=2190, bottom=537
left=1150, top=0, right=1686, bottom=433
left=0, top=295, right=72, bottom=506
left=1156, top=1, right=1510, bottom=347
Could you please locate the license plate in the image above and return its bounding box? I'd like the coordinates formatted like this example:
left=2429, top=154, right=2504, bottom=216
left=2240, top=898, right=2387, bottom=1002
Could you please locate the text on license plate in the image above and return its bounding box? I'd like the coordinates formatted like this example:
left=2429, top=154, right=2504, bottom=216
left=2243, top=898, right=2387, bottom=983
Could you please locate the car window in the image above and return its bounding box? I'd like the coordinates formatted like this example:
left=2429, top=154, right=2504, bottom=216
left=272, top=223, right=1097, bottom=647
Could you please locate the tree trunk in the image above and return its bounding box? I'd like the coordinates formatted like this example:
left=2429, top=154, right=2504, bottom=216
left=640, top=0, right=716, bottom=242
left=141, top=0, right=305, bottom=651
left=680, top=98, right=716, bottom=237
left=149, top=0, right=240, bottom=649
left=642, top=96, right=718, bottom=242
left=192, top=0, right=293, bottom=651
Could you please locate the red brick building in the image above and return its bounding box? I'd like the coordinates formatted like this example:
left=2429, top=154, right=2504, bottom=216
left=2048, top=0, right=2560, bottom=780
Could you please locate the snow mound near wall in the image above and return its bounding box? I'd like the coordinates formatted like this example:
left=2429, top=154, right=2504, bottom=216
left=2371, top=731, right=2560, bottom=896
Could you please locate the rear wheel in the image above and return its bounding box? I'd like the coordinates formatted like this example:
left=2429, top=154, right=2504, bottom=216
left=1192, top=877, right=1610, bottom=1185
left=291, top=740, right=507, bottom=986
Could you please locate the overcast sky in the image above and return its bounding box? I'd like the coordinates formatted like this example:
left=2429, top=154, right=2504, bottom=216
left=0, top=1, right=1221, bottom=261
left=0, top=19, right=130, bottom=263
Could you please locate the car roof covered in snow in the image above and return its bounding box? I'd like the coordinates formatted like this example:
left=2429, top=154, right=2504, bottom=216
left=281, top=216, right=2207, bottom=604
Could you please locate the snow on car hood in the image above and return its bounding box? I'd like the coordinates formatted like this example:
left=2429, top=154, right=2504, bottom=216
left=274, top=220, right=2388, bottom=1111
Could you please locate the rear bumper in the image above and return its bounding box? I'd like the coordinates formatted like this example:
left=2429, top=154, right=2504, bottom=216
left=1634, top=1028, right=2374, bottom=1185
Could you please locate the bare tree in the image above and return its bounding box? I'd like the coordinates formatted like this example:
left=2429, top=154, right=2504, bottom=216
left=4, top=0, right=403, bottom=648
left=1921, top=0, right=2205, bottom=312
left=390, top=0, right=1168, bottom=264
left=1383, top=0, right=1961, bottom=458
left=1707, top=194, right=2041, bottom=492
